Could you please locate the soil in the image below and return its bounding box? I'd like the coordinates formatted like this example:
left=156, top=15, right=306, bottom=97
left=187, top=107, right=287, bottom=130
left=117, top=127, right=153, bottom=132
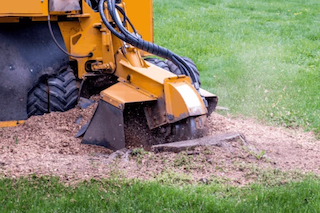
left=1, top=98, right=320, bottom=185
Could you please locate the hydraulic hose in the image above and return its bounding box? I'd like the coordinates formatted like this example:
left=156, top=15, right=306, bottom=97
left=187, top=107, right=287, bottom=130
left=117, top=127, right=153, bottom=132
left=98, top=0, right=200, bottom=90
left=115, top=5, right=137, bottom=34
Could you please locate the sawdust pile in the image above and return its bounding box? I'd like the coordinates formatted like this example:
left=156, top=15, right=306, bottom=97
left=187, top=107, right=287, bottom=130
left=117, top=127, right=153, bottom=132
left=1, top=100, right=320, bottom=184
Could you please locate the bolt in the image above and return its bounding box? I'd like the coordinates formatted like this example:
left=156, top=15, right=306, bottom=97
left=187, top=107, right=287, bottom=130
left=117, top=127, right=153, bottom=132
left=9, top=65, right=14, bottom=70
left=167, top=114, right=174, bottom=121
left=30, top=69, right=33, bottom=73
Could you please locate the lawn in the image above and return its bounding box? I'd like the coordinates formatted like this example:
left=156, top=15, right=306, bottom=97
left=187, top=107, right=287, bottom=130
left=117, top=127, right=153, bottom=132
left=1, top=176, right=320, bottom=212
left=153, top=0, right=320, bottom=132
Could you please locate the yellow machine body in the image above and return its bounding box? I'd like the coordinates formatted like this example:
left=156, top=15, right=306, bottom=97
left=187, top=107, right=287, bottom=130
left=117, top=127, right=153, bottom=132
left=0, top=0, right=218, bottom=150
left=0, top=0, right=49, bottom=17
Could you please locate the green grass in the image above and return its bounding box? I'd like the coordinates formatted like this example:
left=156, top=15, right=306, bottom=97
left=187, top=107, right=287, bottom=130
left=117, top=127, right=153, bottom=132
left=153, top=0, right=320, bottom=132
left=1, top=176, right=320, bottom=212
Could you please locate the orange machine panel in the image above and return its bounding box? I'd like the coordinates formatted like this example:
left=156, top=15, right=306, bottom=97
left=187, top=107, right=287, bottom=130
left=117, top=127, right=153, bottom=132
left=124, top=0, right=153, bottom=43
left=0, top=0, right=48, bottom=17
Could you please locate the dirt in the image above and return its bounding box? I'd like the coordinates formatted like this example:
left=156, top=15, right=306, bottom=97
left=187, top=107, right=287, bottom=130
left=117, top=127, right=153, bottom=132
left=1, top=99, right=320, bottom=185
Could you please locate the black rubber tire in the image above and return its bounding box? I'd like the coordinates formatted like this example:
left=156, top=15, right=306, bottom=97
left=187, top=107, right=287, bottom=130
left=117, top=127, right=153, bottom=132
left=165, top=57, right=201, bottom=85
left=27, top=82, right=49, bottom=117
left=27, top=68, right=78, bottom=117
left=48, top=68, right=78, bottom=112
left=144, top=58, right=170, bottom=71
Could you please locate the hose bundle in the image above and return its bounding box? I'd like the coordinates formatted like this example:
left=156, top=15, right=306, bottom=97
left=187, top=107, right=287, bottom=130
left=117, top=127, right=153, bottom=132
left=98, top=0, right=200, bottom=90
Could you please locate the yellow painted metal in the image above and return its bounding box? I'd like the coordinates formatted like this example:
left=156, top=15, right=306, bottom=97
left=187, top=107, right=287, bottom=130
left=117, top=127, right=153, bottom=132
left=116, top=57, right=175, bottom=98
left=0, top=0, right=154, bottom=78
left=58, top=0, right=130, bottom=78
left=0, top=0, right=48, bottom=17
left=124, top=0, right=153, bottom=42
left=101, top=50, right=208, bottom=124
left=101, top=82, right=156, bottom=109
left=164, top=77, right=207, bottom=122
left=0, top=120, right=25, bottom=128
left=0, top=0, right=81, bottom=18
left=0, top=0, right=153, bottom=43
left=56, top=0, right=153, bottom=79
left=123, top=47, right=145, bottom=68
left=58, top=21, right=81, bottom=54
left=58, top=1, right=116, bottom=78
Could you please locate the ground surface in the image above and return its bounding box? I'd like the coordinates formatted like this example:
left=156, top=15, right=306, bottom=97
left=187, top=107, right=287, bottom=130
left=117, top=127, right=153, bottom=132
left=0, top=100, right=319, bottom=185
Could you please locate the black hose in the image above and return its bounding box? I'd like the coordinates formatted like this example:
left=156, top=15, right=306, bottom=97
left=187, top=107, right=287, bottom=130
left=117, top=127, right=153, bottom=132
left=109, top=0, right=199, bottom=88
left=98, top=0, right=200, bottom=89
left=115, top=5, right=137, bottom=34
left=98, top=1, right=126, bottom=41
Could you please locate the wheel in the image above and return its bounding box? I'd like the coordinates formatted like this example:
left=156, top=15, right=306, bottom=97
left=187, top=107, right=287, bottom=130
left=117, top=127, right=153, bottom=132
left=27, top=82, right=49, bottom=117
left=165, top=57, right=201, bottom=85
left=27, top=67, right=78, bottom=117
left=144, top=58, right=170, bottom=71
left=48, top=68, right=78, bottom=112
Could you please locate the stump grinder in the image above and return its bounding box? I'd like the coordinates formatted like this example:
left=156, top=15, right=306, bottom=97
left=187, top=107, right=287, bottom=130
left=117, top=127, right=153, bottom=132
left=0, top=0, right=218, bottom=150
